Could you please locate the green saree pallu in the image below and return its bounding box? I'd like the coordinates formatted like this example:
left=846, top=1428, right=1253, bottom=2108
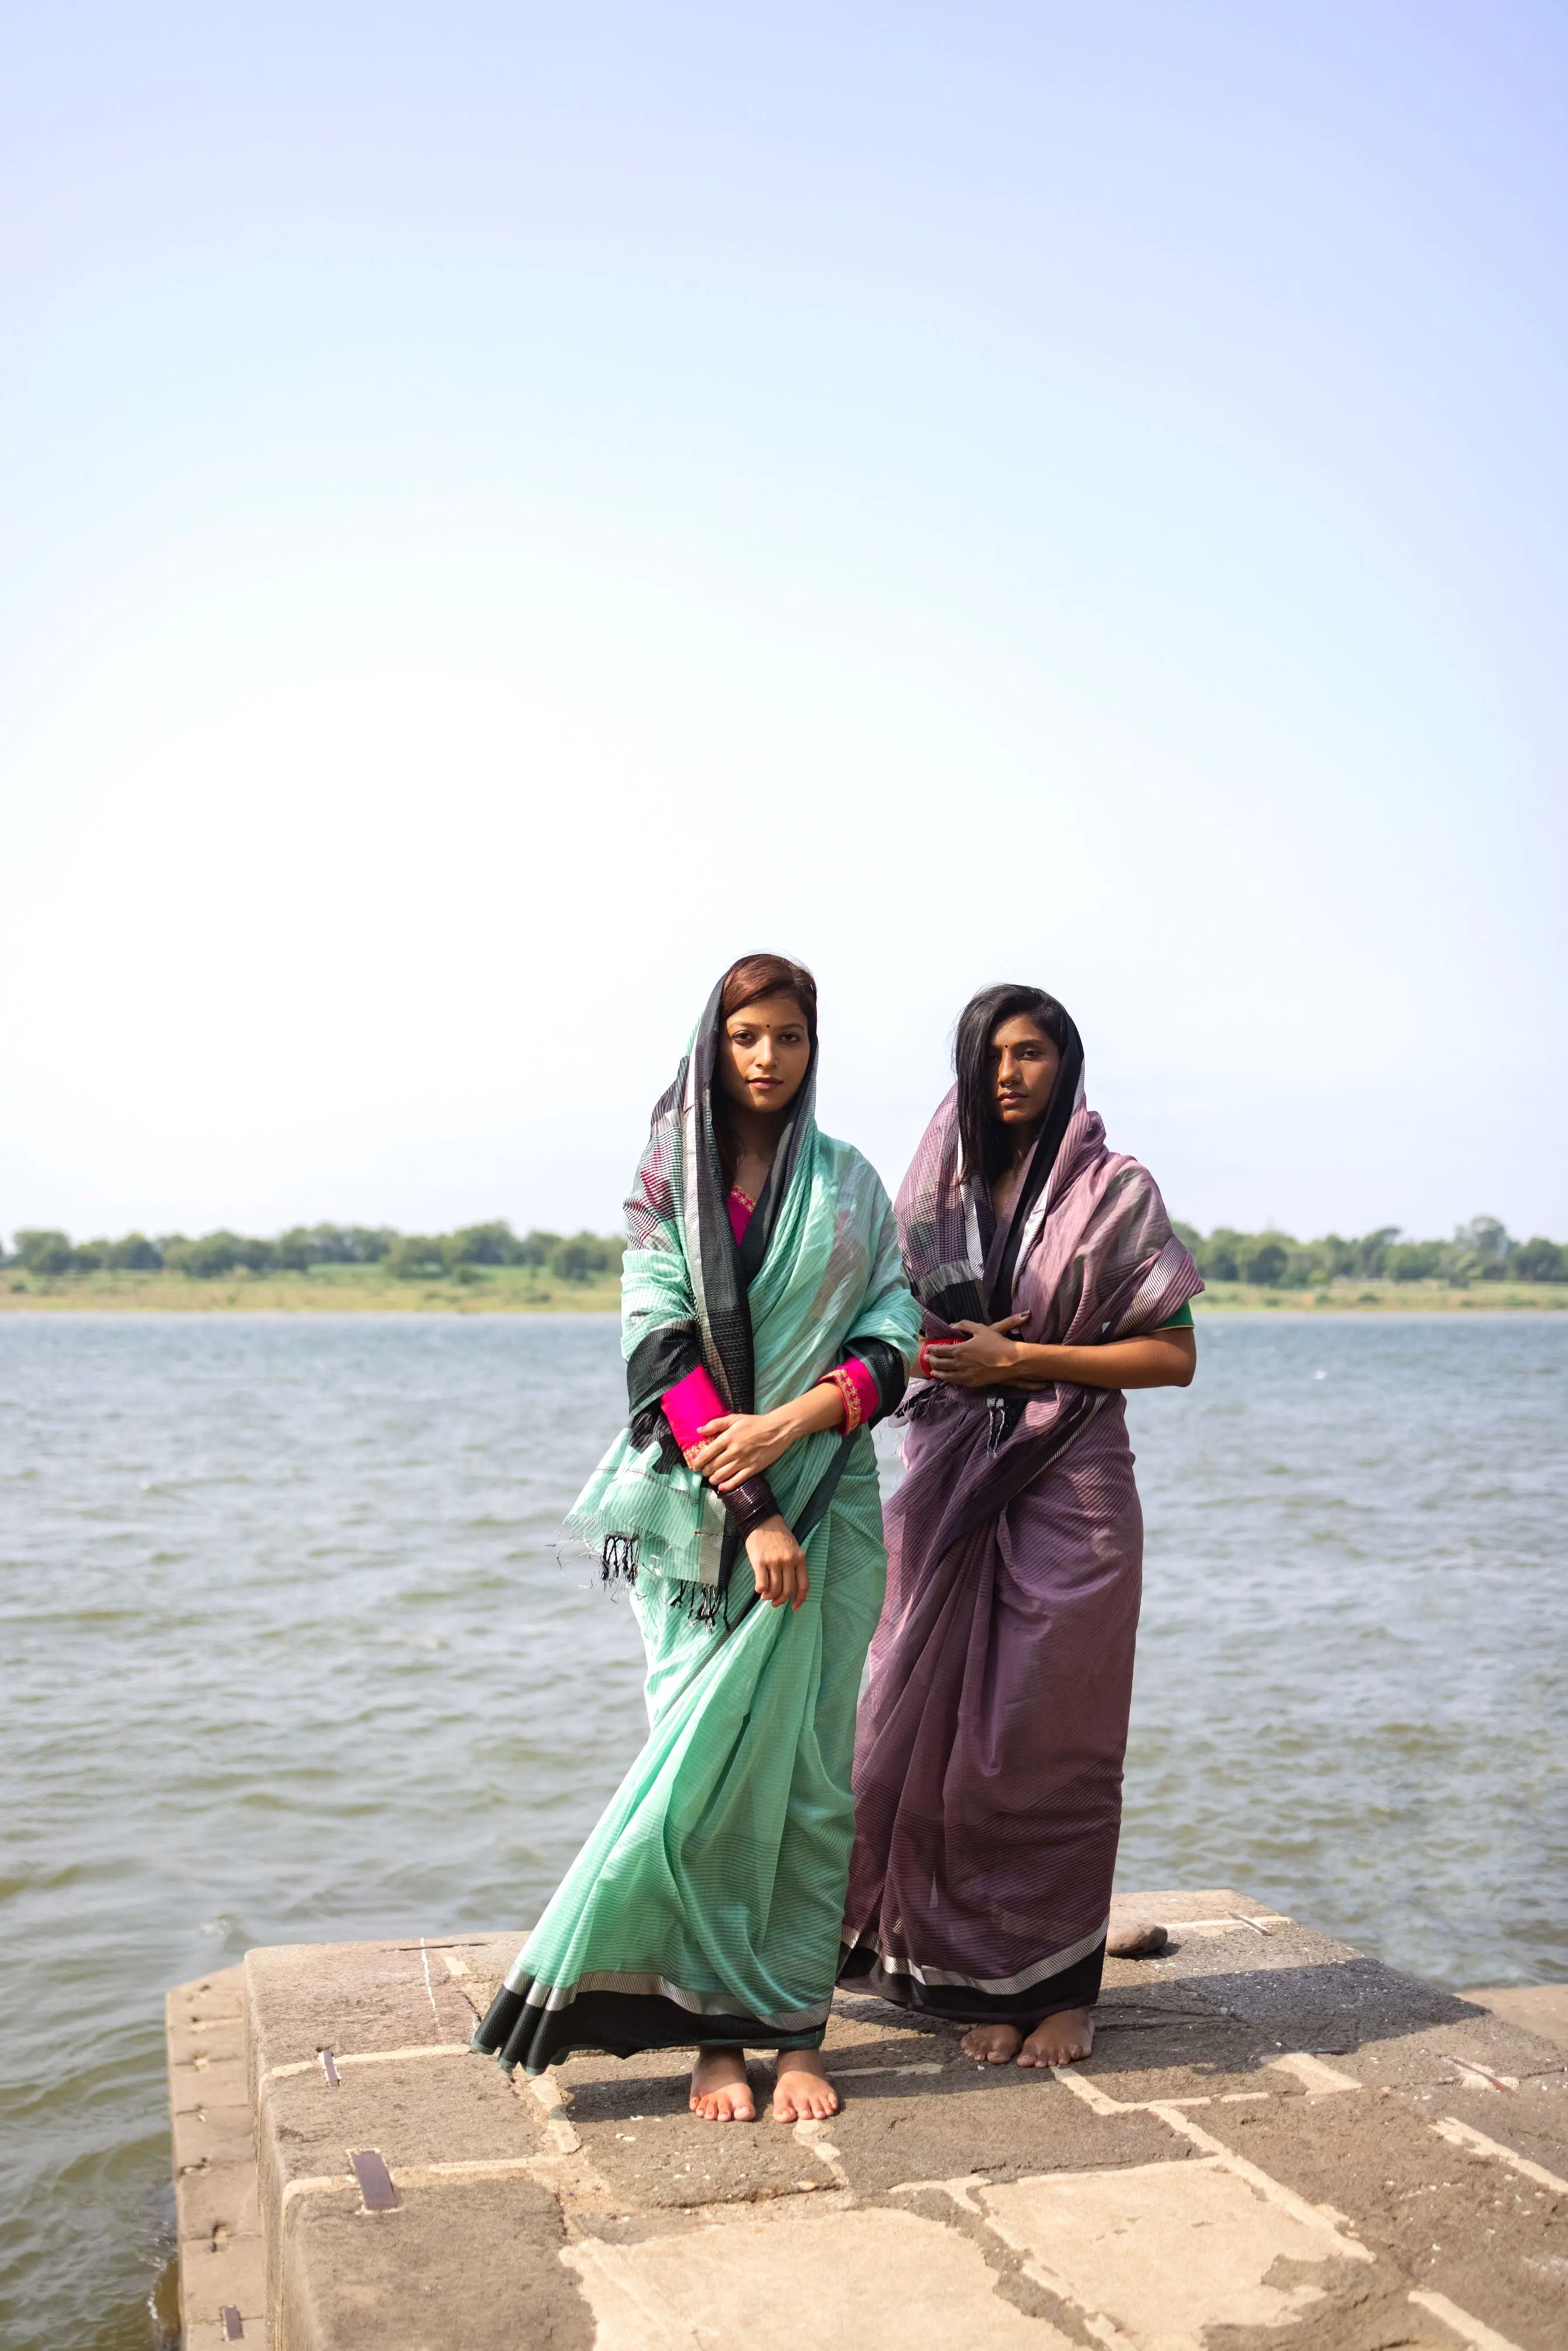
left=473, top=979, right=920, bottom=2074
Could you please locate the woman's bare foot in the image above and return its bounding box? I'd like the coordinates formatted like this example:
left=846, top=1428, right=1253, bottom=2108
left=1017, top=2007, right=1095, bottom=2066
left=961, top=2022, right=1023, bottom=2063
left=690, top=2046, right=755, bottom=2120
left=770, top=2047, right=838, bottom=2121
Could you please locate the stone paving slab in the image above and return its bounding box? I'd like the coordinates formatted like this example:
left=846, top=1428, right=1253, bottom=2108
left=978, top=2160, right=1355, bottom=2341
left=1182, top=2086, right=1568, bottom=2349
left=279, top=2174, right=586, bottom=2351
left=173, top=2100, right=259, bottom=2176
left=167, top=1966, right=266, bottom=2348
left=563, top=2195, right=1081, bottom=2350
left=1463, top=1984, right=1568, bottom=2053
left=247, top=1939, right=549, bottom=2348
left=179, top=2234, right=268, bottom=2342
left=245, top=1934, right=506, bottom=2082
left=168, top=1895, right=1568, bottom=2350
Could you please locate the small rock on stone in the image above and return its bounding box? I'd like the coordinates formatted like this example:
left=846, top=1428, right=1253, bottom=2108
left=1106, top=1921, right=1169, bottom=1960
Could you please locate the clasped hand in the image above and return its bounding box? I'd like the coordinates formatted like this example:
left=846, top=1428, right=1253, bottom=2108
left=686, top=1412, right=808, bottom=1610
left=685, top=1409, right=792, bottom=1489
left=925, top=1314, right=1030, bottom=1388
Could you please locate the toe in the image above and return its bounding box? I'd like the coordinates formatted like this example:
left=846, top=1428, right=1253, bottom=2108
left=773, top=2087, right=816, bottom=2122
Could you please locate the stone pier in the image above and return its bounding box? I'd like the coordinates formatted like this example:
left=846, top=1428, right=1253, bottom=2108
left=165, top=1890, right=1567, bottom=2350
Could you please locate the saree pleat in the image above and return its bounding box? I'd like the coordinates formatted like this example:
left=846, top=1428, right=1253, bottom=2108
left=842, top=1408, right=1143, bottom=2024
left=481, top=1444, right=887, bottom=2073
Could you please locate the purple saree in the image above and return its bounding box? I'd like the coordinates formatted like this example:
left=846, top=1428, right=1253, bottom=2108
left=840, top=1077, right=1202, bottom=2028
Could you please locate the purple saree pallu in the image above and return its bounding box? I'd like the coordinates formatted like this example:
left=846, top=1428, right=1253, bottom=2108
left=842, top=1077, right=1202, bottom=2027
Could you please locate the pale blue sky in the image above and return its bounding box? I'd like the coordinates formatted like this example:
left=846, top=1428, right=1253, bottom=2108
left=4, top=3, right=1564, bottom=1242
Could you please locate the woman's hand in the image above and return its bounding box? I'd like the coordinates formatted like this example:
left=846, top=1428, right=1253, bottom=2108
left=745, top=1515, right=809, bottom=1610
left=925, top=1315, right=1030, bottom=1388
left=928, top=1322, right=1199, bottom=1394
left=687, top=1379, right=846, bottom=1487
left=686, top=1409, right=793, bottom=1488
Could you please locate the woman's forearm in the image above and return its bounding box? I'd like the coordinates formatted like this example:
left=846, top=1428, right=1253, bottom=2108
left=771, top=1382, right=849, bottom=1442
left=1010, top=1331, right=1196, bottom=1391
left=684, top=1380, right=846, bottom=1492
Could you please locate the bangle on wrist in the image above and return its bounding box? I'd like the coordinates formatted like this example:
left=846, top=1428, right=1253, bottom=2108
left=724, top=1474, right=780, bottom=1541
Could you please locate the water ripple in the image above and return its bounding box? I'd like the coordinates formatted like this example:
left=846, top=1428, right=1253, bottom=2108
left=0, top=1308, right=1562, bottom=2345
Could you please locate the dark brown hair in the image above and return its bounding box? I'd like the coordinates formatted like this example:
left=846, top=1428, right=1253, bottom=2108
left=713, top=954, right=818, bottom=1188
left=718, top=952, right=818, bottom=1043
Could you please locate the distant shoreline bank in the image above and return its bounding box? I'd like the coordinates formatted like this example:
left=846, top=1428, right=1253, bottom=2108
left=4, top=1270, right=1566, bottom=1315
left=0, top=1266, right=624, bottom=1314
left=1192, top=1280, right=1567, bottom=1312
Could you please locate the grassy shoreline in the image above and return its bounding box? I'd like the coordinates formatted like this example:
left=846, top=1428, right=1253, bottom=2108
left=0, top=1264, right=624, bottom=1313
left=4, top=1269, right=1566, bottom=1315
left=1190, top=1279, right=1567, bottom=1312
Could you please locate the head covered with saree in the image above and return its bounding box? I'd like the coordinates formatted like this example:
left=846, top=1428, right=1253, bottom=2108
left=566, top=958, right=919, bottom=1612
left=840, top=984, right=1202, bottom=2024
left=894, top=981, right=1202, bottom=1561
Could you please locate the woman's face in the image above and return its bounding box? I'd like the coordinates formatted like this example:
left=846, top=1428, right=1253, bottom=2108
left=989, top=1014, right=1061, bottom=1133
left=718, top=993, right=812, bottom=1119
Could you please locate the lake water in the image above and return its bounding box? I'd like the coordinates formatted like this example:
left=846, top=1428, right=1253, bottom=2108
left=2, top=1311, right=1564, bottom=2346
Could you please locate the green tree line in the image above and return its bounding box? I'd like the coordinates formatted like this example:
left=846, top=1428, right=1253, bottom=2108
left=1171, top=1216, right=1568, bottom=1287
left=8, top=1213, right=1566, bottom=1287
left=4, top=1221, right=625, bottom=1284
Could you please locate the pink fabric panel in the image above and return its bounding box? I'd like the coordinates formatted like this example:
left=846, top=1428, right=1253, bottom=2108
left=727, top=1188, right=754, bottom=1247
left=661, top=1364, right=727, bottom=1454
left=841, top=1357, right=879, bottom=1427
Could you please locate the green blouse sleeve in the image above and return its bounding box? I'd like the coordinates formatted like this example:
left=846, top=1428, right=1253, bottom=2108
left=1157, top=1299, right=1194, bottom=1329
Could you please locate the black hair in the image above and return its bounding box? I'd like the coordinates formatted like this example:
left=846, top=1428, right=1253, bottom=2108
left=954, top=983, right=1076, bottom=1187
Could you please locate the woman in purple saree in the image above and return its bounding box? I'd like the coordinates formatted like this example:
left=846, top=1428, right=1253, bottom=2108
left=840, top=984, right=1201, bottom=2066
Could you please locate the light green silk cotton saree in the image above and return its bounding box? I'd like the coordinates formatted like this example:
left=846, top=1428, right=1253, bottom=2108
left=473, top=977, right=919, bottom=2073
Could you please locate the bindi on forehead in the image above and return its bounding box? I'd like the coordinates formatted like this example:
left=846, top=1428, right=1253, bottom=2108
left=728, top=998, right=808, bottom=1032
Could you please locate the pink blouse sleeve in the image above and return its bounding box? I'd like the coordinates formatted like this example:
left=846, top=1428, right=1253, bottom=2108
left=841, top=1357, right=880, bottom=1428
left=816, top=1356, right=880, bottom=1433
left=662, top=1364, right=727, bottom=1455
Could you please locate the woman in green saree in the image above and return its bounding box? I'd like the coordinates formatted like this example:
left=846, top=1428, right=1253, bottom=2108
left=473, top=954, right=920, bottom=2121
